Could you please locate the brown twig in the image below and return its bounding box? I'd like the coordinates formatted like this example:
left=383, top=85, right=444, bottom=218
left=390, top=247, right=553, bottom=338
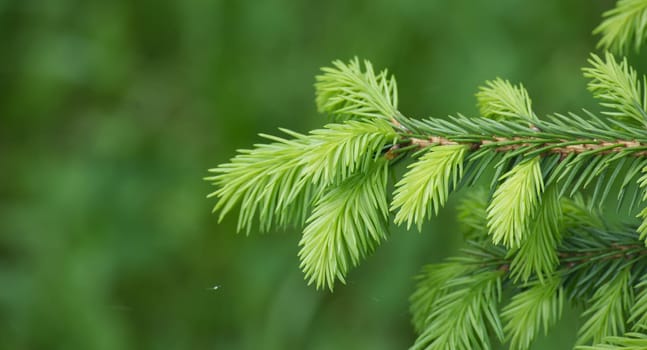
left=403, top=136, right=647, bottom=157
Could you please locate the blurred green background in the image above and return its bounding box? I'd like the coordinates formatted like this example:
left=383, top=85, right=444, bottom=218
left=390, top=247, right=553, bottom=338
left=0, top=0, right=628, bottom=349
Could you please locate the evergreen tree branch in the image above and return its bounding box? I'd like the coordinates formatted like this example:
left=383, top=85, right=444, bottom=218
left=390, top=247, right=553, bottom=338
left=577, top=268, right=633, bottom=345
left=205, top=118, right=396, bottom=233
left=315, top=57, right=401, bottom=126
left=595, top=0, right=647, bottom=53
left=298, top=159, right=390, bottom=290
left=476, top=78, right=537, bottom=123
left=636, top=167, right=647, bottom=241
left=410, top=188, right=647, bottom=349
left=411, top=268, right=505, bottom=350
left=209, top=54, right=647, bottom=295
left=205, top=131, right=313, bottom=233
left=508, top=185, right=563, bottom=284
left=576, top=329, right=647, bottom=350
left=628, top=274, right=647, bottom=329
left=559, top=227, right=647, bottom=301
left=391, top=144, right=468, bottom=230
left=209, top=16, right=647, bottom=346
left=487, top=157, right=543, bottom=249
left=410, top=262, right=474, bottom=333
left=584, top=52, right=647, bottom=127
left=502, top=276, right=564, bottom=350
left=411, top=223, right=647, bottom=350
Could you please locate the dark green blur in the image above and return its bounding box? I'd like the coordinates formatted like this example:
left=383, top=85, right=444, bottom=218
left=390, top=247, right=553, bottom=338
left=0, top=0, right=621, bottom=349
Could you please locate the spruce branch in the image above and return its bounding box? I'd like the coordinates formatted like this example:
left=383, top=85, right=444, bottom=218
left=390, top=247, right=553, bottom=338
left=205, top=118, right=396, bottom=234
left=410, top=262, right=474, bottom=333
left=315, top=57, right=400, bottom=125
left=411, top=268, right=505, bottom=350
left=298, top=159, right=390, bottom=290
left=411, top=218, right=647, bottom=350
left=595, top=0, right=647, bottom=53
left=209, top=53, right=647, bottom=293
left=391, top=144, right=468, bottom=231
left=207, top=4, right=647, bottom=346
left=301, top=119, right=397, bottom=186
left=476, top=78, right=537, bottom=123
left=205, top=130, right=313, bottom=233
left=559, top=227, right=647, bottom=301
left=583, top=52, right=647, bottom=127
left=487, top=157, right=544, bottom=249
left=456, top=188, right=490, bottom=240
left=508, top=185, right=563, bottom=284
left=636, top=167, right=647, bottom=241
left=577, top=328, right=647, bottom=349
left=502, top=276, right=564, bottom=350
left=628, top=275, right=647, bottom=329
left=577, top=268, right=633, bottom=345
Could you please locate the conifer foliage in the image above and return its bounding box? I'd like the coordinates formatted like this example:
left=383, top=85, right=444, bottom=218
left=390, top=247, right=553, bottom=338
left=206, top=1, right=647, bottom=348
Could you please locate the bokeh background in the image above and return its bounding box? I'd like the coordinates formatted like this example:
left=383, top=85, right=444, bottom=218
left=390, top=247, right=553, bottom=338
left=0, top=0, right=633, bottom=349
